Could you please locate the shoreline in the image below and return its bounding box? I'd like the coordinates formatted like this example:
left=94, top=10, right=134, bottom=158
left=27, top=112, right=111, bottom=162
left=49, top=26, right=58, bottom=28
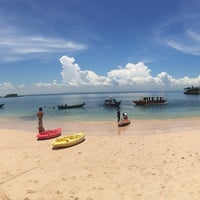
left=1, top=116, right=200, bottom=135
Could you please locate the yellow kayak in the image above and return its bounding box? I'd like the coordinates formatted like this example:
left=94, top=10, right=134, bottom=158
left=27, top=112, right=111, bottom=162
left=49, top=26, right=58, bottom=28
left=52, top=132, right=85, bottom=149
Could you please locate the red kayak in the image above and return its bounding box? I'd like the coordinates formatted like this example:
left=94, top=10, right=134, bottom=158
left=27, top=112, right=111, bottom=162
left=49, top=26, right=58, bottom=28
left=118, top=120, right=131, bottom=127
left=37, top=128, right=61, bottom=140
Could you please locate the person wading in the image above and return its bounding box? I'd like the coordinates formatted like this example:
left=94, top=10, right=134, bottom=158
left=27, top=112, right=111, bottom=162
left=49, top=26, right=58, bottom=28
left=117, top=107, right=121, bottom=122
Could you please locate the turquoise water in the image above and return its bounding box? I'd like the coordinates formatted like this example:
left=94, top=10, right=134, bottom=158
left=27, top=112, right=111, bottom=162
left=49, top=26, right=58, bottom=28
left=1, top=91, right=200, bottom=122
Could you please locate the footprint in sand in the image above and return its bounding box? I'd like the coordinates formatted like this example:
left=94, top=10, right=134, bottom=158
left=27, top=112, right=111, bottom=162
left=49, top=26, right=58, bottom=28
left=26, top=189, right=36, bottom=194
left=28, top=179, right=38, bottom=183
left=0, top=194, right=12, bottom=200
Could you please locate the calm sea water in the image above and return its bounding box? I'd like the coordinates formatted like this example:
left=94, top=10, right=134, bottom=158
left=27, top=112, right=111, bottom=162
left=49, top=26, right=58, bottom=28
left=1, top=91, right=200, bottom=122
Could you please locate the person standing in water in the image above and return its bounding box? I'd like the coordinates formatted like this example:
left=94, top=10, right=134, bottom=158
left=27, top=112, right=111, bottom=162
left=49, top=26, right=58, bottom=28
left=37, top=107, right=45, bottom=132
left=117, top=107, right=121, bottom=122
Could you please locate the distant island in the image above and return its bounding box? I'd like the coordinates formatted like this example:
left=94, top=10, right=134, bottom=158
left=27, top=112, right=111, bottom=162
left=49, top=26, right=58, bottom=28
left=184, top=86, right=200, bottom=94
left=4, top=93, right=21, bottom=98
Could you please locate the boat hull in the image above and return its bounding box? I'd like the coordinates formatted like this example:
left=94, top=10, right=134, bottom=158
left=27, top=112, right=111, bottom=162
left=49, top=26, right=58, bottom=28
left=58, top=103, right=85, bottom=109
left=104, top=102, right=121, bottom=107
left=133, top=96, right=167, bottom=106
left=52, top=132, right=85, bottom=149
left=133, top=100, right=167, bottom=106
left=37, top=128, right=61, bottom=140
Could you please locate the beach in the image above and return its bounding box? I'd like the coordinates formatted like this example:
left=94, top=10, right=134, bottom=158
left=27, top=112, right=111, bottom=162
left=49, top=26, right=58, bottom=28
left=1, top=118, right=200, bottom=199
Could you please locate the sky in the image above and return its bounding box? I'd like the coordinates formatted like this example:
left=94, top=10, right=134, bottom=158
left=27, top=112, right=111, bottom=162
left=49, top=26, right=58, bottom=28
left=1, top=0, right=200, bottom=95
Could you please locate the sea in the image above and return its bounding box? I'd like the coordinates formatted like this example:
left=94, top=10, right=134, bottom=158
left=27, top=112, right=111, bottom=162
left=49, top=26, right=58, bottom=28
left=1, top=91, right=200, bottom=122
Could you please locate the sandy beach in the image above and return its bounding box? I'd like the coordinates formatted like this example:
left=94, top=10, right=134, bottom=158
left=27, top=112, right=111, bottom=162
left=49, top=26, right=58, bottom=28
left=1, top=118, right=200, bottom=199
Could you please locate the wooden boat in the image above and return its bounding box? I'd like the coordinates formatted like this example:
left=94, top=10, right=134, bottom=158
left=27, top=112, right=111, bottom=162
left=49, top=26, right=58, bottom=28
left=104, top=97, right=121, bottom=107
left=118, top=119, right=131, bottom=127
left=37, top=128, right=61, bottom=140
left=0, top=103, right=4, bottom=108
left=52, top=132, right=85, bottom=149
left=133, top=96, right=167, bottom=106
left=58, top=102, right=85, bottom=109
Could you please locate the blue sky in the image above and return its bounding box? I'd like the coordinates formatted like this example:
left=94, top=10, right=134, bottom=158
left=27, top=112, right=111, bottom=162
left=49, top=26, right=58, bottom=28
left=1, top=0, right=200, bottom=95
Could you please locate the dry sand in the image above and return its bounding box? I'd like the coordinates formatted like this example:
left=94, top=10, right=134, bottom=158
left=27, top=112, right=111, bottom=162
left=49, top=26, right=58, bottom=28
left=1, top=118, right=200, bottom=199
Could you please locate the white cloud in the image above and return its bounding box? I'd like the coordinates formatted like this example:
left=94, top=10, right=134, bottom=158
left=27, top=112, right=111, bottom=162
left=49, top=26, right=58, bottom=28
left=0, top=82, right=27, bottom=96
left=154, top=72, right=173, bottom=85
left=0, top=82, right=15, bottom=95
left=1, top=55, right=200, bottom=95
left=107, top=62, right=153, bottom=85
left=166, top=39, right=200, bottom=56
left=0, top=82, right=14, bottom=89
left=153, top=1, right=200, bottom=56
left=0, top=30, right=87, bottom=62
left=60, top=55, right=109, bottom=86
left=56, top=55, right=200, bottom=91
left=17, top=84, right=25, bottom=89
left=59, top=56, right=200, bottom=90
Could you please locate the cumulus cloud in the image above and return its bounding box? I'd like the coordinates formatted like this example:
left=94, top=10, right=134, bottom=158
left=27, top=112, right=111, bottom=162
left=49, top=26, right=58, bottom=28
left=59, top=56, right=168, bottom=89
left=2, top=55, right=200, bottom=95
left=60, top=55, right=109, bottom=86
left=59, top=56, right=156, bottom=87
left=107, top=62, right=153, bottom=85
left=58, top=55, right=200, bottom=91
